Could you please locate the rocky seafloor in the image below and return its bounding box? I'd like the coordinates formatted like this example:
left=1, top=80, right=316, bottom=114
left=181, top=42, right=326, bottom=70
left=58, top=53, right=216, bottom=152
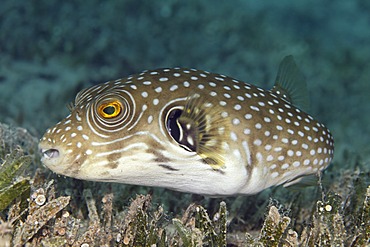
left=0, top=1, right=369, bottom=246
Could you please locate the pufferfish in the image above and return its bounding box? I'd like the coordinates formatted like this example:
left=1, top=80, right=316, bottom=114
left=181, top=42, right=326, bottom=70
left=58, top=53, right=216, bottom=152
left=39, top=56, right=334, bottom=196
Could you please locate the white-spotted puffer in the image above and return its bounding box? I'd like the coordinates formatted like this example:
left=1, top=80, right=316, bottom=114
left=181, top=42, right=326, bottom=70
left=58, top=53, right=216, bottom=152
left=39, top=56, right=334, bottom=196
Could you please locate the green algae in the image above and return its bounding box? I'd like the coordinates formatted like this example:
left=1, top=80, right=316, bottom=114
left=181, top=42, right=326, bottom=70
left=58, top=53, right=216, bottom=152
left=0, top=147, right=31, bottom=211
left=0, top=122, right=38, bottom=212
left=172, top=201, right=227, bottom=246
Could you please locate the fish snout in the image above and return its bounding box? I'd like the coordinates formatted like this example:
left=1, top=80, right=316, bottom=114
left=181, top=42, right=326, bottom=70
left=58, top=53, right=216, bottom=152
left=38, top=140, right=66, bottom=171
left=41, top=148, right=60, bottom=159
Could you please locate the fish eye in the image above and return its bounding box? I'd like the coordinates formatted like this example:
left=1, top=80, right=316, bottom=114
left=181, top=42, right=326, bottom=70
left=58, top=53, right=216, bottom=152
left=98, top=100, right=122, bottom=118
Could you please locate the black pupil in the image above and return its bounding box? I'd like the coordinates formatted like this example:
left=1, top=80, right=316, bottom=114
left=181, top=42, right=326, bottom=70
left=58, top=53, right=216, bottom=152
left=103, top=106, right=115, bottom=115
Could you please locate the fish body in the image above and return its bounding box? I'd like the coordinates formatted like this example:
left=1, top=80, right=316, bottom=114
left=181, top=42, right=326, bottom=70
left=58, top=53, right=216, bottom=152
left=39, top=56, right=334, bottom=196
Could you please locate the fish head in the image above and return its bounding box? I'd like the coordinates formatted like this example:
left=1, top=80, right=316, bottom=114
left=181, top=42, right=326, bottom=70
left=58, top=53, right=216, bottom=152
left=39, top=70, right=241, bottom=195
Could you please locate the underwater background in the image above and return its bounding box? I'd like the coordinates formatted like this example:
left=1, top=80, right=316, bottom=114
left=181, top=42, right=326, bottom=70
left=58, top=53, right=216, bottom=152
left=0, top=1, right=369, bottom=246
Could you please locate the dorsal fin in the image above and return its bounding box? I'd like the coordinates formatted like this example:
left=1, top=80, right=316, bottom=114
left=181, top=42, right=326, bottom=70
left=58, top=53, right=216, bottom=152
left=271, top=55, right=310, bottom=111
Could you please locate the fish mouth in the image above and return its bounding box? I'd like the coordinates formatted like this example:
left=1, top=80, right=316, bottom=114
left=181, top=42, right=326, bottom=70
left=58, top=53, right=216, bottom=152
left=38, top=141, right=64, bottom=169
left=41, top=148, right=60, bottom=159
left=38, top=144, right=71, bottom=175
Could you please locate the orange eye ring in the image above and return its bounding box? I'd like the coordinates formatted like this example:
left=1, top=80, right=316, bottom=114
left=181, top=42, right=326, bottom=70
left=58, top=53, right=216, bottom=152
left=98, top=100, right=122, bottom=118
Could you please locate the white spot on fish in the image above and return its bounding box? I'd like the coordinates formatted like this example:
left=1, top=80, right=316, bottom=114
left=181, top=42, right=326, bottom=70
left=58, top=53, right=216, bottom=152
left=293, top=161, right=300, bottom=167
left=209, top=82, right=216, bottom=87
left=224, top=93, right=231, bottom=98
left=170, top=85, right=178, bottom=91
left=148, top=115, right=153, bottom=124
left=219, top=101, right=227, bottom=106
left=230, top=132, right=238, bottom=141
left=234, top=104, right=242, bottom=111
left=233, top=118, right=240, bottom=125
left=266, top=155, right=274, bottom=161
left=265, top=145, right=272, bottom=151
left=253, top=139, right=262, bottom=146
left=281, top=163, right=289, bottom=169
left=244, top=128, right=251, bottom=135
left=245, top=114, right=252, bottom=120
left=250, top=106, right=259, bottom=111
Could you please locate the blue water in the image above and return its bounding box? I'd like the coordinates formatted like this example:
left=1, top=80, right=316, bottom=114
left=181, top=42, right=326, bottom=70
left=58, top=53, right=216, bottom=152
left=1, top=0, right=369, bottom=162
